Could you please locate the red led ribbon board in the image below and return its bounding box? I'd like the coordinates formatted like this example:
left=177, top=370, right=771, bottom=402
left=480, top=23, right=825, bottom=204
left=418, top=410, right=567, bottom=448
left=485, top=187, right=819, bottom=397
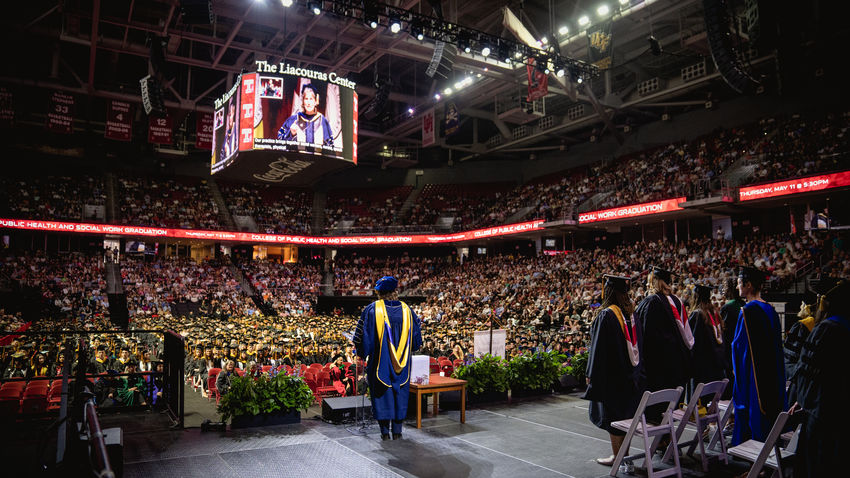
left=578, top=197, right=686, bottom=224
left=738, top=171, right=850, bottom=201
left=0, top=219, right=545, bottom=246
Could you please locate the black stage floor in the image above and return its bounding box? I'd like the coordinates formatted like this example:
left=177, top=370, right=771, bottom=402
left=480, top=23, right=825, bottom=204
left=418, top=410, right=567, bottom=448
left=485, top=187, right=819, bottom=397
left=2, top=388, right=750, bottom=478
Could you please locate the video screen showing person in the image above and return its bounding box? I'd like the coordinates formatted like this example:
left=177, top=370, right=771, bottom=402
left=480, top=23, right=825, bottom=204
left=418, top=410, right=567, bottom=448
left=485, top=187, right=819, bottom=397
left=211, top=87, right=241, bottom=173
left=253, top=76, right=352, bottom=160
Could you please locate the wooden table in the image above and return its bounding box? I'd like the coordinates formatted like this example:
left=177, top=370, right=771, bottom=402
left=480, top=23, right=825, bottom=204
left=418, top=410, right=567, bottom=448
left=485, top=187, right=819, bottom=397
left=409, top=374, right=467, bottom=428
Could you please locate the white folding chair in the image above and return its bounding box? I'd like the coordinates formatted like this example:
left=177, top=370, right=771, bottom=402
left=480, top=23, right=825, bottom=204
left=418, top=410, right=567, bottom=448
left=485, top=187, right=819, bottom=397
left=708, top=398, right=733, bottom=452
left=663, top=379, right=729, bottom=472
left=609, top=387, right=684, bottom=478
left=727, top=411, right=800, bottom=478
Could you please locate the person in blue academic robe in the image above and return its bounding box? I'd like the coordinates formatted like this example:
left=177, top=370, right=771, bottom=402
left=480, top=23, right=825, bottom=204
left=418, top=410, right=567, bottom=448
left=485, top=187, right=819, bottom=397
left=731, top=266, right=787, bottom=446
left=354, top=276, right=423, bottom=440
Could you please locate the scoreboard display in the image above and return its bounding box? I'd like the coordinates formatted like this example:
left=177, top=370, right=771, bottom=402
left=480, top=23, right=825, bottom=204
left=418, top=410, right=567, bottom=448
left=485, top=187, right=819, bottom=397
left=211, top=63, right=358, bottom=185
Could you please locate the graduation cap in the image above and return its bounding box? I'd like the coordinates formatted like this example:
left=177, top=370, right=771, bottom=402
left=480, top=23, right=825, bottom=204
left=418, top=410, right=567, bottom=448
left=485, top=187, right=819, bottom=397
left=602, top=275, right=632, bottom=295
left=811, top=277, right=840, bottom=299
left=738, top=266, right=766, bottom=287
left=375, top=276, right=398, bottom=293
left=694, top=284, right=715, bottom=303
left=649, top=266, right=674, bottom=283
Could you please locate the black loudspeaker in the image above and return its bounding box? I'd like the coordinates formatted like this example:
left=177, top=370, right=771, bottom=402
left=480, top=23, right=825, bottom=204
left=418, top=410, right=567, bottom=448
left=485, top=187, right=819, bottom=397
left=181, top=0, right=214, bottom=25
left=426, top=41, right=457, bottom=80
left=107, top=294, right=129, bottom=330
left=703, top=0, right=760, bottom=94
left=321, top=396, right=371, bottom=424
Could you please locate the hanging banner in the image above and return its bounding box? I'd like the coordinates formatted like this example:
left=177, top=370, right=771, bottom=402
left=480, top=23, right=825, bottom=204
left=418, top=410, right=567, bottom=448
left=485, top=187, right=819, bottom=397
left=587, top=21, right=614, bottom=69
left=578, top=197, right=686, bottom=223
left=105, top=100, right=132, bottom=141
left=46, top=91, right=74, bottom=134
left=195, top=112, right=214, bottom=150
left=0, top=218, right=546, bottom=246
left=147, top=114, right=172, bottom=144
left=422, top=107, right=435, bottom=147
left=526, top=58, right=549, bottom=101
left=738, top=171, right=850, bottom=201
left=238, top=73, right=257, bottom=151
left=0, top=87, right=13, bottom=125
left=444, top=102, right=459, bottom=137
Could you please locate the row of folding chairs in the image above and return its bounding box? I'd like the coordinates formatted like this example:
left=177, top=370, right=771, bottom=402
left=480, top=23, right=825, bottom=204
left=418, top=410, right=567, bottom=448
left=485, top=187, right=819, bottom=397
left=610, top=379, right=801, bottom=478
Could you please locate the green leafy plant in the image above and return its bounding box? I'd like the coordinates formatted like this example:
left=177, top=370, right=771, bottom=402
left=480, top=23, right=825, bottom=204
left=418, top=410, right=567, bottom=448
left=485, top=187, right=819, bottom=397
left=217, top=372, right=314, bottom=423
left=451, top=354, right=509, bottom=396
left=507, top=351, right=569, bottom=392
left=568, top=352, right=588, bottom=383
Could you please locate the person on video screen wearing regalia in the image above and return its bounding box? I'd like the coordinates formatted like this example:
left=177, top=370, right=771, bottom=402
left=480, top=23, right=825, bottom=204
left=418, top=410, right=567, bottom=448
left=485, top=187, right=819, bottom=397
left=277, top=83, right=334, bottom=148
left=635, top=266, right=693, bottom=422
left=790, top=280, right=850, bottom=477
left=687, top=284, right=727, bottom=398
left=731, top=266, right=787, bottom=446
left=584, top=275, right=643, bottom=469
left=354, top=276, right=423, bottom=441
left=220, top=99, right=238, bottom=160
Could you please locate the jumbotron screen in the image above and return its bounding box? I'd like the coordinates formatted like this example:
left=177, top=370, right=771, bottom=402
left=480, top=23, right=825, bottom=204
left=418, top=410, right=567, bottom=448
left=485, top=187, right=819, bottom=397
left=211, top=64, right=358, bottom=185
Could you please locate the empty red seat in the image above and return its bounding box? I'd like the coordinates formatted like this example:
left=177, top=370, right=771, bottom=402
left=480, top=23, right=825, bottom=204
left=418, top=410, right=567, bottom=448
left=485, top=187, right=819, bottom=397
left=20, top=392, right=47, bottom=414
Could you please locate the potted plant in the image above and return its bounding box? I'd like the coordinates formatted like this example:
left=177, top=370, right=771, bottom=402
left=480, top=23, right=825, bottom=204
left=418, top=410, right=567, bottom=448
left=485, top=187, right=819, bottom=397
left=217, top=371, right=314, bottom=429
left=507, top=351, right=568, bottom=399
left=452, top=354, right=509, bottom=404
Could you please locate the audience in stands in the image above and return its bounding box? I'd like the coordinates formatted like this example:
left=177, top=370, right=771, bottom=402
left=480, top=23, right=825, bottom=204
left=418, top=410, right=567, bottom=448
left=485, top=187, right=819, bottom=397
left=1, top=175, right=105, bottom=222
left=119, top=176, right=222, bottom=230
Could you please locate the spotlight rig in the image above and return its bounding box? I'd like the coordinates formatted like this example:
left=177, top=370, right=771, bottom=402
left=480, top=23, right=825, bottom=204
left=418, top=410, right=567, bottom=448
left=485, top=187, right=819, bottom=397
left=285, top=0, right=599, bottom=83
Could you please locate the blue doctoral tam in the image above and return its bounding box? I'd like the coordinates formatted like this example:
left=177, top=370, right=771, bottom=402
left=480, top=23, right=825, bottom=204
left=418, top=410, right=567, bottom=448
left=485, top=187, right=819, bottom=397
left=375, top=276, right=398, bottom=293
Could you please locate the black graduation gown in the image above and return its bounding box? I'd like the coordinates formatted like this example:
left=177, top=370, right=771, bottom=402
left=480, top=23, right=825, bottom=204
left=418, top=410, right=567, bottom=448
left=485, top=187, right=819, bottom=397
left=784, top=318, right=813, bottom=404
left=720, top=300, right=744, bottom=374
left=688, top=311, right=727, bottom=389
left=793, top=316, right=850, bottom=477
left=583, top=308, right=643, bottom=434
left=636, top=293, right=692, bottom=392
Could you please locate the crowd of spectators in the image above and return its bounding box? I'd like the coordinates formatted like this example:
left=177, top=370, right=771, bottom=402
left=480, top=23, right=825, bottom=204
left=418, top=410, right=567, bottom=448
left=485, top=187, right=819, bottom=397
left=324, top=186, right=412, bottom=232
left=3, top=251, right=110, bottom=324
left=119, top=176, right=222, bottom=230
left=241, top=259, right=322, bottom=316
left=331, top=254, right=440, bottom=295
left=0, top=175, right=105, bottom=222
left=218, top=182, right=312, bottom=234
left=406, top=182, right=515, bottom=229
left=121, top=255, right=255, bottom=320
left=1, top=229, right=844, bottom=411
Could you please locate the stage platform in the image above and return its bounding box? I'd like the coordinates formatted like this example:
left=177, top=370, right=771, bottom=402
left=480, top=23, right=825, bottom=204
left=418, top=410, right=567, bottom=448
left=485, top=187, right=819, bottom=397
left=1, top=389, right=751, bottom=477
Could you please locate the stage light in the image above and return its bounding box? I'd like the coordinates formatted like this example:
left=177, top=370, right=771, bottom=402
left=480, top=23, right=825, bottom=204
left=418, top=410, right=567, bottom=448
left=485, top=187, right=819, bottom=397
left=541, top=36, right=549, bottom=44
left=308, top=1, right=321, bottom=15
left=444, top=87, right=452, bottom=95
left=365, top=10, right=378, bottom=29
left=434, top=93, right=441, bottom=100
left=619, top=0, right=629, bottom=4
left=389, top=16, right=402, bottom=34
left=408, top=107, right=414, bottom=115
left=578, top=15, right=590, bottom=26
left=556, top=67, right=565, bottom=77
left=558, top=25, right=569, bottom=36
left=577, top=77, right=583, bottom=84
left=280, top=0, right=293, bottom=7
left=481, top=45, right=491, bottom=57
left=411, top=24, right=425, bottom=41
left=514, top=51, right=523, bottom=59
left=597, top=5, right=610, bottom=16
